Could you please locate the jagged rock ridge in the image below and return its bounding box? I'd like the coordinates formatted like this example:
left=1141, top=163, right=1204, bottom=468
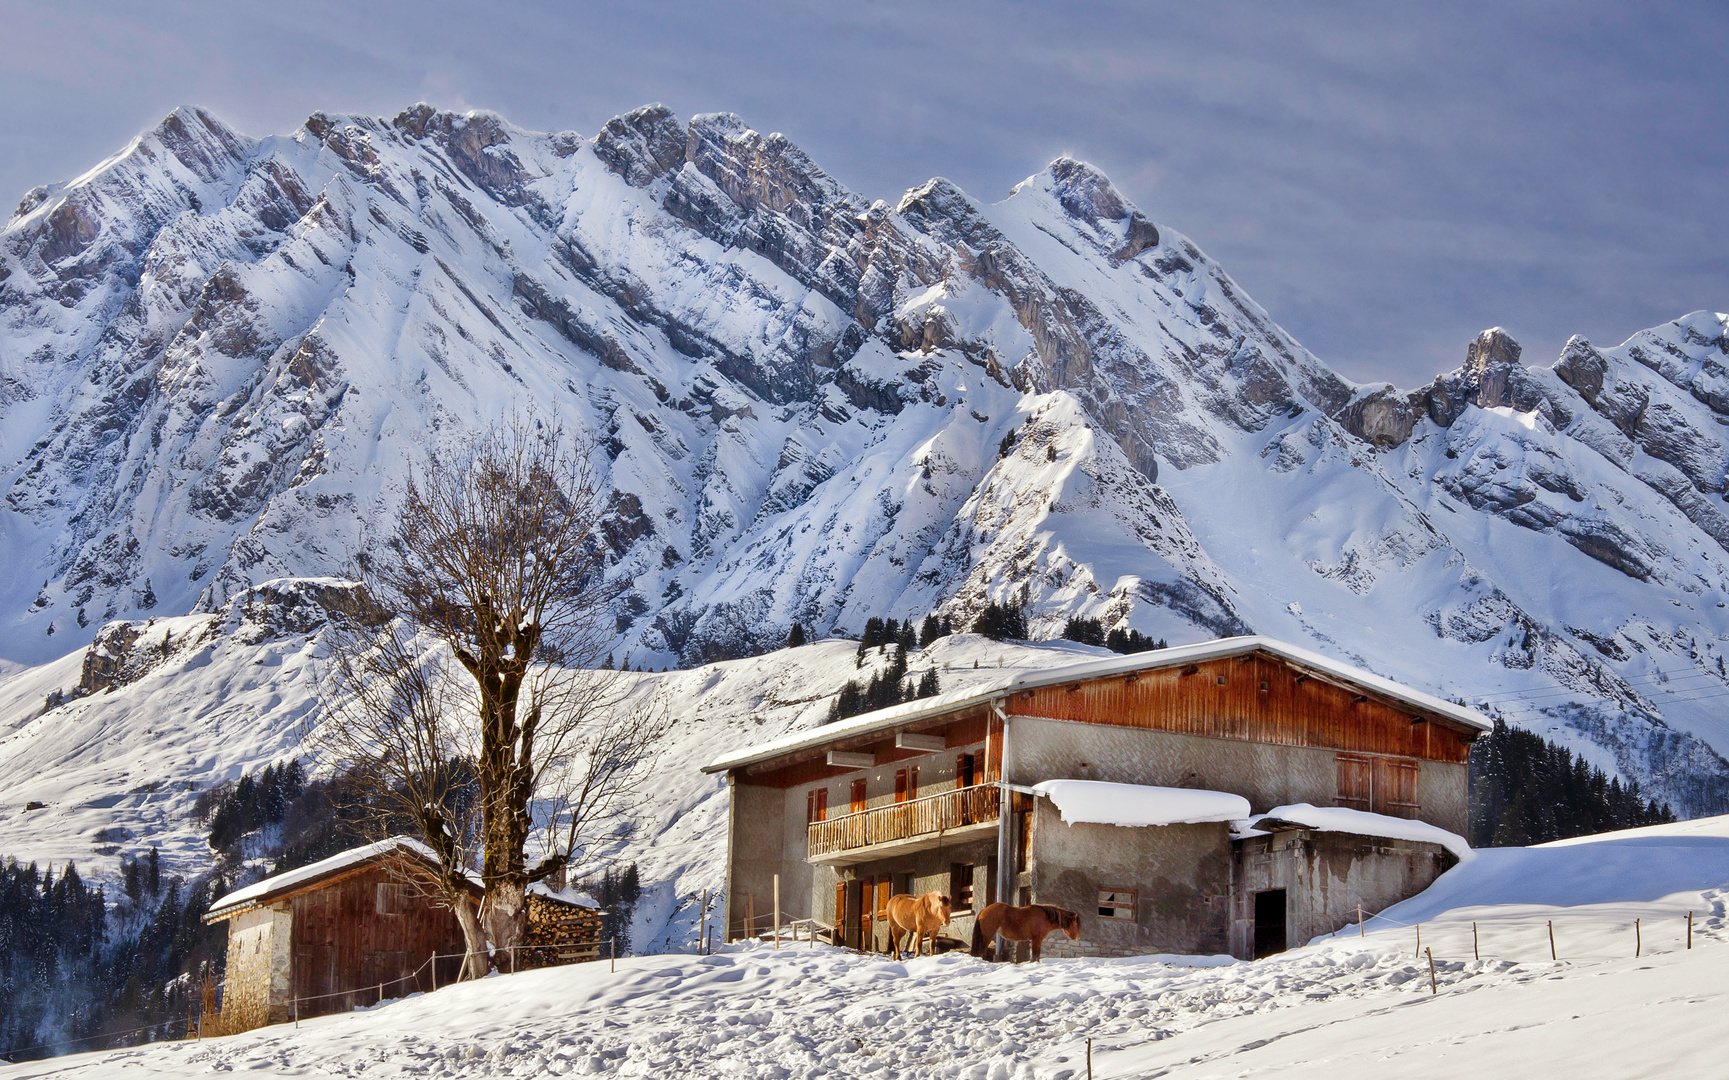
left=3, top=104, right=1729, bottom=815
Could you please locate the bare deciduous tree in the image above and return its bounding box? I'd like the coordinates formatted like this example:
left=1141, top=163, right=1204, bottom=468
left=316, top=417, right=667, bottom=978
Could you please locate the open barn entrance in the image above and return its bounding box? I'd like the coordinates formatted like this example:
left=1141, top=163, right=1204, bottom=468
left=1253, top=889, right=1287, bottom=959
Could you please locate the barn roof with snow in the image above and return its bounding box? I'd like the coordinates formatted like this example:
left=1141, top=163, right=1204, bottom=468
left=204, top=837, right=477, bottom=923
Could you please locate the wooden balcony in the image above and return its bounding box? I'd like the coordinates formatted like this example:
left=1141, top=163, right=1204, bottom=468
left=807, top=784, right=1001, bottom=865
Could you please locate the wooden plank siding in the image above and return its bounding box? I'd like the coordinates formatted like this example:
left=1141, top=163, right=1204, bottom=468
left=289, top=866, right=468, bottom=1018
left=741, top=649, right=1469, bottom=791
left=1005, top=654, right=1471, bottom=764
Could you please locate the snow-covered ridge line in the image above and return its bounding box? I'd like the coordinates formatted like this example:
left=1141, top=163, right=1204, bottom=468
left=4, top=98, right=1729, bottom=894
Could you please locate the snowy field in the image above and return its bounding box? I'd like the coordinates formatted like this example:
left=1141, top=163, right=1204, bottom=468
left=7, top=815, right=1726, bottom=1078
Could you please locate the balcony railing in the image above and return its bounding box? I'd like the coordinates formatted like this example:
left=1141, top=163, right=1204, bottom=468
left=807, top=784, right=1001, bottom=860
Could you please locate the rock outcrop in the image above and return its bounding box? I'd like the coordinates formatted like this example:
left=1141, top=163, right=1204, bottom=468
left=5, top=104, right=1729, bottom=814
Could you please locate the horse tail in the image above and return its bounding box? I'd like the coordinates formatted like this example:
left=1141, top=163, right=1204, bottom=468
left=970, top=915, right=985, bottom=957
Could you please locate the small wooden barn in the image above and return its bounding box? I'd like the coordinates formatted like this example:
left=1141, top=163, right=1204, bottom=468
left=203, top=838, right=601, bottom=1032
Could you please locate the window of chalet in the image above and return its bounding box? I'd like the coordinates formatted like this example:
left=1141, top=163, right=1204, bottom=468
left=806, top=787, right=828, bottom=824
left=1098, top=888, right=1135, bottom=920
left=949, top=863, right=975, bottom=912
left=895, top=766, right=918, bottom=803
left=850, top=778, right=867, bottom=814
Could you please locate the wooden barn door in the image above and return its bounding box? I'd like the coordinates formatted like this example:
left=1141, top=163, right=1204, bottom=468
left=1336, top=754, right=1373, bottom=811
left=1376, top=758, right=1421, bottom=818
left=292, top=891, right=340, bottom=1016
left=875, top=879, right=893, bottom=952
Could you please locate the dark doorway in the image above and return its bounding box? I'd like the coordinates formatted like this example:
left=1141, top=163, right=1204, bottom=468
left=1253, top=889, right=1287, bottom=959
left=843, top=880, right=864, bottom=950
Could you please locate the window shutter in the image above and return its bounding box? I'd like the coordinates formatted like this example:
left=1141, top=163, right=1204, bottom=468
left=1336, top=754, right=1372, bottom=811
left=1378, top=758, right=1421, bottom=818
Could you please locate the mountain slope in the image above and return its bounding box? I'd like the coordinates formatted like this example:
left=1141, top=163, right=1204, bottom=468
left=3, top=103, right=1729, bottom=826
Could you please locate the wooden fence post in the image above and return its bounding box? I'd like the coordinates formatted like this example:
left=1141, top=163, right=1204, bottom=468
left=1548, top=919, right=1556, bottom=961
left=1415, top=923, right=1421, bottom=957
left=1472, top=921, right=1479, bottom=961
left=610, top=936, right=616, bottom=973
left=1086, top=1036, right=1093, bottom=1080
left=774, top=874, right=781, bottom=951
left=747, top=894, right=755, bottom=941
left=1358, top=903, right=1364, bottom=938
left=1636, top=917, right=1641, bottom=957
left=700, top=889, right=708, bottom=955
left=1687, top=911, right=1692, bottom=949
left=1426, top=947, right=1436, bottom=995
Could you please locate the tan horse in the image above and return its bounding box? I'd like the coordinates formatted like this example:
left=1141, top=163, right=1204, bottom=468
left=885, top=892, right=952, bottom=959
left=969, top=902, right=1081, bottom=962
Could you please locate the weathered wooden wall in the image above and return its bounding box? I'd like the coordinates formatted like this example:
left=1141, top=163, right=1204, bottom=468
left=290, top=866, right=469, bottom=1018
left=1007, top=654, right=1471, bottom=763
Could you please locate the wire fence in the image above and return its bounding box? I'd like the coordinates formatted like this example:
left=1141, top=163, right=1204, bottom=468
left=1332, top=899, right=1710, bottom=971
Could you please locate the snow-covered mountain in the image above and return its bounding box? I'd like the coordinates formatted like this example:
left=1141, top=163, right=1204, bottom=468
left=4, top=101, right=1729, bottom=844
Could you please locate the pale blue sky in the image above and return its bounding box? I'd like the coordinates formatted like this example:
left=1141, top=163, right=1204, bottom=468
left=2, top=0, right=1722, bottom=386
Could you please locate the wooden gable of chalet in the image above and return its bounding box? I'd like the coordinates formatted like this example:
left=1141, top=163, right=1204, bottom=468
left=718, top=640, right=1485, bottom=788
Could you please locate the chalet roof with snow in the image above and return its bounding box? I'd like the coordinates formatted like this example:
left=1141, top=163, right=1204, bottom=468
left=702, top=635, right=1492, bottom=774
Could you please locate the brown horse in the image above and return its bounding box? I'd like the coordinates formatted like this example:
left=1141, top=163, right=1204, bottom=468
left=885, top=892, right=952, bottom=959
left=969, top=902, right=1081, bottom=961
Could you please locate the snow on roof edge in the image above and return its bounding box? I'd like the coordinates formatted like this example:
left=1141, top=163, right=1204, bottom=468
left=702, top=635, right=1491, bottom=773
left=1033, top=780, right=1251, bottom=827
left=205, top=837, right=470, bottom=920
left=1245, top=803, right=1473, bottom=861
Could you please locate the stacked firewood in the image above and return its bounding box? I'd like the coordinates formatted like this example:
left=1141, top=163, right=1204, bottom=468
left=517, top=893, right=604, bottom=969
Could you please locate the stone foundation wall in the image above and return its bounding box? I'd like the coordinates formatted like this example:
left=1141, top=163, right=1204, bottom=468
left=218, top=904, right=293, bottom=1032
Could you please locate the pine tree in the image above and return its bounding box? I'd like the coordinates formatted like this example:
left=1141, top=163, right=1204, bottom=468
left=919, top=614, right=943, bottom=647
left=1062, top=616, right=1106, bottom=647
left=971, top=601, right=1027, bottom=641
left=787, top=623, right=807, bottom=649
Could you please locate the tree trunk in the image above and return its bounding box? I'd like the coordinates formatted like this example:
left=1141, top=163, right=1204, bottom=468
left=481, top=878, right=528, bottom=972
left=453, top=897, right=489, bottom=981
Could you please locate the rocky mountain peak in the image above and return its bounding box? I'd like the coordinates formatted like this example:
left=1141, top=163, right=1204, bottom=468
left=593, top=104, right=686, bottom=187
left=6, top=105, right=1729, bottom=815
left=1466, top=326, right=1522, bottom=370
